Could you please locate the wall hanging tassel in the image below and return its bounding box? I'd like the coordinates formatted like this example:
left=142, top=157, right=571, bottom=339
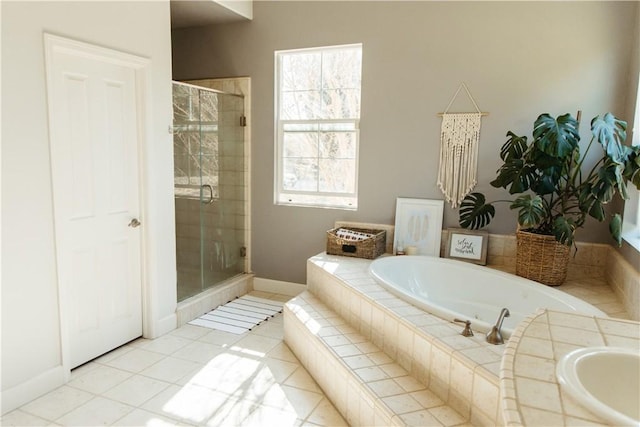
left=436, top=83, right=487, bottom=209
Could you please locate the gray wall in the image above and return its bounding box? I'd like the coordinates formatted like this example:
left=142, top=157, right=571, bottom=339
left=172, top=1, right=638, bottom=283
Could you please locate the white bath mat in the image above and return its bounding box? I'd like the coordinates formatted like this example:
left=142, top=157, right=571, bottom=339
left=188, top=295, right=284, bottom=334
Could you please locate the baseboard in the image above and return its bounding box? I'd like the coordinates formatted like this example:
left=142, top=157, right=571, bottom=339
left=148, top=312, right=177, bottom=339
left=1, top=365, right=66, bottom=415
left=253, top=277, right=306, bottom=296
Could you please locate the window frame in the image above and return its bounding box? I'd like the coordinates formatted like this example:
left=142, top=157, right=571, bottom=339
left=622, top=72, right=640, bottom=251
left=274, top=43, right=362, bottom=210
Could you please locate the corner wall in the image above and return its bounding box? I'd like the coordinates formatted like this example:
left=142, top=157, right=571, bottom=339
left=619, top=3, right=640, bottom=271
left=172, top=1, right=638, bottom=284
left=1, top=1, right=176, bottom=412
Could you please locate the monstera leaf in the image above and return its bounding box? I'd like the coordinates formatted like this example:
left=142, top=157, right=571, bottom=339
left=509, top=195, right=545, bottom=228
left=491, top=159, right=537, bottom=194
left=553, top=216, right=576, bottom=246
left=532, top=113, right=580, bottom=159
left=578, top=184, right=606, bottom=222
left=610, top=214, right=623, bottom=247
left=591, top=113, right=627, bottom=163
left=623, top=147, right=640, bottom=188
left=459, top=193, right=496, bottom=229
left=528, top=148, right=563, bottom=195
left=499, top=131, right=528, bottom=161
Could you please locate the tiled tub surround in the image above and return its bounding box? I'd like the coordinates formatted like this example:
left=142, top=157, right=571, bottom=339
left=301, top=254, right=508, bottom=426
left=501, top=309, right=640, bottom=426
left=336, top=224, right=637, bottom=320
left=294, top=253, right=632, bottom=427
left=478, top=234, right=638, bottom=321
left=285, top=291, right=470, bottom=426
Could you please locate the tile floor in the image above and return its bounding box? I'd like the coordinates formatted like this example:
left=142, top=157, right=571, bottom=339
left=1, top=292, right=347, bottom=427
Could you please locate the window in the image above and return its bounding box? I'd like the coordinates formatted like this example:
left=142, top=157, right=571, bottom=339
left=622, top=72, right=640, bottom=251
left=274, top=44, right=362, bottom=209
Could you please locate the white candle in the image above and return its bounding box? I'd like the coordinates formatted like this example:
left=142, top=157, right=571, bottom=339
left=406, top=246, right=418, bottom=255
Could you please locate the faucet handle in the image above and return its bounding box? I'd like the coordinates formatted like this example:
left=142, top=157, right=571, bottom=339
left=453, top=319, right=474, bottom=337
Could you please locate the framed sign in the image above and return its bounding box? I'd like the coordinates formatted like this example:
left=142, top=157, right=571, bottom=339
left=393, top=198, right=444, bottom=256
left=445, top=228, right=488, bottom=265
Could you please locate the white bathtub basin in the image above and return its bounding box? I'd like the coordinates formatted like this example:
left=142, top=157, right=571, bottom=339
left=368, top=256, right=606, bottom=335
left=556, top=347, right=640, bottom=426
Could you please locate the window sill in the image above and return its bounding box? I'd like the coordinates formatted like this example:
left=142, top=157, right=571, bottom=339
left=621, top=224, right=640, bottom=253
left=276, top=200, right=357, bottom=211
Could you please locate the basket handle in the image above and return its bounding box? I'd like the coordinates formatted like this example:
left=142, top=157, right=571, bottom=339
left=341, top=244, right=357, bottom=253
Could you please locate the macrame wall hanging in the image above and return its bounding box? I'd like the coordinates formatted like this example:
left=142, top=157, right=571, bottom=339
left=437, top=83, right=488, bottom=208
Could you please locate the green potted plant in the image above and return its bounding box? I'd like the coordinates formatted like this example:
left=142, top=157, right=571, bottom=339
left=459, top=112, right=640, bottom=286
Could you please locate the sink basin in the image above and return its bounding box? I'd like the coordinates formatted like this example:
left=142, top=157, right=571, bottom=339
left=557, top=347, right=640, bottom=426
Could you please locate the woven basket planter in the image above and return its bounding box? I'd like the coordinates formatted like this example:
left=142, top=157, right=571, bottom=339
left=326, top=227, right=386, bottom=259
left=515, top=229, right=570, bottom=286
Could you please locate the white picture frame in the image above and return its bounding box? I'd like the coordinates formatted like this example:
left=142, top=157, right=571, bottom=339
left=393, top=198, right=444, bottom=256
left=445, top=228, right=488, bottom=265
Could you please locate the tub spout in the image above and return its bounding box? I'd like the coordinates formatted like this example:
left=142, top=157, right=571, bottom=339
left=486, top=308, right=510, bottom=345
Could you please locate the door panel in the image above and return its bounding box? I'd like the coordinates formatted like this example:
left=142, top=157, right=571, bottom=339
left=46, top=38, right=143, bottom=368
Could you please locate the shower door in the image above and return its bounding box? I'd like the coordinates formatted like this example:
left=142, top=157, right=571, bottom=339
left=173, top=82, right=246, bottom=302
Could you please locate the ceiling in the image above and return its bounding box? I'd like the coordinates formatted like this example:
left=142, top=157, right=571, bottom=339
left=170, top=0, right=251, bottom=29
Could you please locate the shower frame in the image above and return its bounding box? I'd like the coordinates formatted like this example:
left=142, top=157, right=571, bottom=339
left=172, top=79, right=251, bottom=304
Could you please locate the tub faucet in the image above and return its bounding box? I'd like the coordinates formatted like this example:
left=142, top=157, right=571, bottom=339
left=486, top=308, right=510, bottom=345
left=453, top=319, right=474, bottom=337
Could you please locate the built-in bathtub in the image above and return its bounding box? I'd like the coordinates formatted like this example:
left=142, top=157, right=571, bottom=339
left=369, top=255, right=607, bottom=336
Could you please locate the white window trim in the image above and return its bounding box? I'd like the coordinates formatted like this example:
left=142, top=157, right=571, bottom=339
left=273, top=44, right=362, bottom=210
left=276, top=119, right=360, bottom=205
left=622, top=73, right=640, bottom=251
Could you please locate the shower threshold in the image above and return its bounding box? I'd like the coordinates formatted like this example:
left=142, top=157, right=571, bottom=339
left=176, top=273, right=253, bottom=327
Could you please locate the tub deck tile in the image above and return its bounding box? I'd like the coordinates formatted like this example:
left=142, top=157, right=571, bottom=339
left=284, top=291, right=469, bottom=427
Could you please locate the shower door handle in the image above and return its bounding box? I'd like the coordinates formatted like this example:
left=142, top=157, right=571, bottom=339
left=128, top=218, right=141, bottom=228
left=201, top=184, right=215, bottom=204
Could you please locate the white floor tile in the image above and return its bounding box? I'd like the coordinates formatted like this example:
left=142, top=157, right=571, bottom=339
left=112, top=408, right=182, bottom=427
left=102, top=348, right=165, bottom=373
left=233, top=334, right=281, bottom=356
left=306, top=397, right=348, bottom=426
left=21, top=386, right=94, bottom=421
left=68, top=362, right=99, bottom=381
left=261, top=357, right=299, bottom=383
left=11, top=295, right=343, bottom=427
left=54, top=396, right=133, bottom=426
left=283, top=367, right=322, bottom=393
left=67, top=365, right=132, bottom=395
left=252, top=320, right=285, bottom=339
left=139, top=385, right=184, bottom=421
left=143, top=384, right=232, bottom=425
left=139, top=357, right=203, bottom=384
left=183, top=353, right=262, bottom=394
left=203, top=396, right=258, bottom=426
left=197, top=329, right=243, bottom=348
left=260, top=385, right=323, bottom=420
left=139, top=334, right=193, bottom=355
left=238, top=404, right=300, bottom=427
left=266, top=342, right=300, bottom=363
left=170, top=324, right=210, bottom=341
left=102, top=374, right=171, bottom=407
left=0, top=409, right=50, bottom=426
left=92, top=344, right=134, bottom=364
left=171, top=341, right=224, bottom=364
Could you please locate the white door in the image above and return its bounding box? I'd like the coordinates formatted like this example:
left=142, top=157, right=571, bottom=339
left=45, top=35, right=145, bottom=368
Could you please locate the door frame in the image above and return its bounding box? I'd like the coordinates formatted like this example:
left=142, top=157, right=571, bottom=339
left=44, top=33, right=153, bottom=378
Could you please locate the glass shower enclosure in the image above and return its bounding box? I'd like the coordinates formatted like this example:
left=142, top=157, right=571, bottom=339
left=172, top=81, right=246, bottom=302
